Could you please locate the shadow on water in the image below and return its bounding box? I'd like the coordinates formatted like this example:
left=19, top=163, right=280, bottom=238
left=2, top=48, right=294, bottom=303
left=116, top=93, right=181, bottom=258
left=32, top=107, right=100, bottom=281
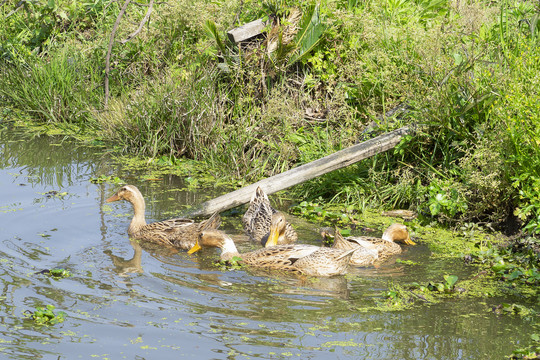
left=0, top=124, right=537, bottom=359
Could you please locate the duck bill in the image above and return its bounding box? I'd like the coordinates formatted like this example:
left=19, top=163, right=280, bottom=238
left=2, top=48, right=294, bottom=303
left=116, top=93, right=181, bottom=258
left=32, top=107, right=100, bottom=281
left=187, top=241, right=202, bottom=254
left=106, top=194, right=120, bottom=203
left=405, top=237, right=416, bottom=246
left=266, top=226, right=280, bottom=247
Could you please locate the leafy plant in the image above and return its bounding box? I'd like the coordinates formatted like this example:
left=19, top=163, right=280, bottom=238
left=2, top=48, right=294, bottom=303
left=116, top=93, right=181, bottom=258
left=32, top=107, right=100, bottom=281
left=36, top=268, right=72, bottom=278
left=472, top=237, right=540, bottom=288
left=291, top=201, right=357, bottom=226
left=510, top=333, right=540, bottom=360
left=286, top=4, right=326, bottom=66
left=24, top=304, right=66, bottom=325
left=49, top=268, right=72, bottom=278
left=214, top=256, right=244, bottom=271
left=423, top=179, right=468, bottom=220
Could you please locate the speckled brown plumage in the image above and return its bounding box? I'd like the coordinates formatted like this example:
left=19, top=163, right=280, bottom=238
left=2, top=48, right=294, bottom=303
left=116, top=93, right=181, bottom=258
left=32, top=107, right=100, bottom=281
left=331, top=229, right=379, bottom=266
left=106, top=185, right=221, bottom=249
left=242, top=186, right=297, bottom=246
left=190, top=229, right=353, bottom=277
left=323, top=224, right=415, bottom=264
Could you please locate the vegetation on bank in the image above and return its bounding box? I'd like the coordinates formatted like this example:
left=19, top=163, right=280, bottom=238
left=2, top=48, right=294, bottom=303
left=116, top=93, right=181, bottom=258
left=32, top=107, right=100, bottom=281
left=0, top=0, right=538, bottom=319
left=0, top=2, right=539, bottom=356
left=1, top=0, right=539, bottom=235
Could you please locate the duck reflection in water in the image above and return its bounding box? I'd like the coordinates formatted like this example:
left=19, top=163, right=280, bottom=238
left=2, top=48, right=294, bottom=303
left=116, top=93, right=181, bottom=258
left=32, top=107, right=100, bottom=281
left=104, top=239, right=144, bottom=277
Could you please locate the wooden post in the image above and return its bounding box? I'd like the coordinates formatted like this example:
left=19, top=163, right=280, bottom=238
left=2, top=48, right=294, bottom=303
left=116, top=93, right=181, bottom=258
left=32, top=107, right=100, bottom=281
left=188, top=126, right=411, bottom=217
left=227, top=19, right=266, bottom=43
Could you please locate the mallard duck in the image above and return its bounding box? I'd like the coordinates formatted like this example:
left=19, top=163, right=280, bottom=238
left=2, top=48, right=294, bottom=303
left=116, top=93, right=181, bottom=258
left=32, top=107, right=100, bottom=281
left=188, top=229, right=354, bottom=277
left=331, top=229, right=379, bottom=266
left=323, top=223, right=415, bottom=264
left=106, top=185, right=221, bottom=249
left=242, top=186, right=297, bottom=246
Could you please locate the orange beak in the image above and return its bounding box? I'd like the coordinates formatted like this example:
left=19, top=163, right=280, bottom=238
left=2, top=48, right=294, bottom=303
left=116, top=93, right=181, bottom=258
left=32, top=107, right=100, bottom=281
left=188, top=241, right=202, bottom=254
left=106, top=194, right=120, bottom=203
left=266, top=226, right=280, bottom=247
left=404, top=236, right=416, bottom=246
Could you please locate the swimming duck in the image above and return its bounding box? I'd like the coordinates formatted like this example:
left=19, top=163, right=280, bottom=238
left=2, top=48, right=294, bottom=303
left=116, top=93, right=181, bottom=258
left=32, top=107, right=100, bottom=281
left=242, top=186, right=297, bottom=246
left=331, top=228, right=379, bottom=266
left=106, top=185, right=221, bottom=249
left=188, top=229, right=354, bottom=277
left=323, top=223, right=415, bottom=264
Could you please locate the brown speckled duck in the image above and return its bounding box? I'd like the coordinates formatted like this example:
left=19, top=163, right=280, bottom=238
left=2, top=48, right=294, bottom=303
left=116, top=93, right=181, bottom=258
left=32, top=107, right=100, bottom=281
left=323, top=223, right=415, bottom=264
left=188, top=229, right=354, bottom=277
left=106, top=185, right=220, bottom=249
left=242, top=186, right=297, bottom=246
left=332, top=228, right=379, bottom=266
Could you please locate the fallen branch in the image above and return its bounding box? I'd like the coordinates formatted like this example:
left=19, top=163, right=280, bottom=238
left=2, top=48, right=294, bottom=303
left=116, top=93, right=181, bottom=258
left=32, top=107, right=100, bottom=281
left=120, top=0, right=154, bottom=44
left=188, top=126, right=412, bottom=216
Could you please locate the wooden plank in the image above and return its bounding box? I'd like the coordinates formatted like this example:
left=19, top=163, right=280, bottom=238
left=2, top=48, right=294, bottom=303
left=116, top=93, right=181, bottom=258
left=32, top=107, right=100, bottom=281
left=227, top=19, right=265, bottom=43
left=188, top=126, right=411, bottom=217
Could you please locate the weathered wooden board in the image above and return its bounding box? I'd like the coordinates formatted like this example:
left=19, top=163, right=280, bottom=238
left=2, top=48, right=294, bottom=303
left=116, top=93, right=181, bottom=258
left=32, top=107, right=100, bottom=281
left=227, top=19, right=265, bottom=43
left=188, top=126, right=411, bottom=217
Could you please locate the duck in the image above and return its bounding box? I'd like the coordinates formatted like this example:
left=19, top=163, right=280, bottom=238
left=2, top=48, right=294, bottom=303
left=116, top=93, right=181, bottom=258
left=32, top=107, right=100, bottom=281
left=188, top=229, right=355, bottom=277
left=331, top=228, right=379, bottom=266
left=106, top=185, right=221, bottom=249
left=242, top=186, right=297, bottom=246
left=322, top=223, right=415, bottom=264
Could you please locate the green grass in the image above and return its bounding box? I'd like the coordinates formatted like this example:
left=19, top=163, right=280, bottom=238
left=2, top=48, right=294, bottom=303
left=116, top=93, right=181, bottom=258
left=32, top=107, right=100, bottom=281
left=0, top=49, right=102, bottom=127
left=1, top=0, right=540, bottom=237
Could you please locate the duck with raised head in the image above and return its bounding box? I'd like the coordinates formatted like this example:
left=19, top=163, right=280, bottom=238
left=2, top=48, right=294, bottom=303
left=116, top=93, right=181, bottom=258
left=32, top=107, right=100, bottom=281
left=323, top=223, right=415, bottom=264
left=188, top=229, right=354, bottom=277
left=106, top=185, right=221, bottom=249
left=242, top=186, right=297, bottom=246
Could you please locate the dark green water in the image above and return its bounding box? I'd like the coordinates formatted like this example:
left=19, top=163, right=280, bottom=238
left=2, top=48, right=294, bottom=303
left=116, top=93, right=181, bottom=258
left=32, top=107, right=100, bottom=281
left=0, top=125, right=535, bottom=359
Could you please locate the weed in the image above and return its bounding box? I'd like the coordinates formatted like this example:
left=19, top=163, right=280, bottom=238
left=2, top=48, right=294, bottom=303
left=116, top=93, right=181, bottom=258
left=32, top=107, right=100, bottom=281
left=214, top=256, right=244, bottom=271
left=90, top=175, right=124, bottom=184
left=24, top=304, right=66, bottom=325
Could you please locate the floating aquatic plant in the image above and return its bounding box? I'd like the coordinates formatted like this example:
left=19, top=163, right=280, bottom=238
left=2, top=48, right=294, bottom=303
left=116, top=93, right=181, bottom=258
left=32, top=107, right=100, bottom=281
left=510, top=333, right=540, bottom=359
left=24, top=305, right=66, bottom=325
left=36, top=268, right=72, bottom=279
left=411, top=275, right=459, bottom=293
left=395, top=259, right=419, bottom=266
left=90, top=175, right=124, bottom=184
left=214, top=256, right=244, bottom=271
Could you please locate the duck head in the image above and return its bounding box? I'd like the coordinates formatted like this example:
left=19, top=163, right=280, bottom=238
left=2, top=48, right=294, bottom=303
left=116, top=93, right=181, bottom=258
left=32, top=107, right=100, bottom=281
left=382, top=223, right=416, bottom=245
left=106, top=185, right=145, bottom=207
left=265, top=212, right=288, bottom=247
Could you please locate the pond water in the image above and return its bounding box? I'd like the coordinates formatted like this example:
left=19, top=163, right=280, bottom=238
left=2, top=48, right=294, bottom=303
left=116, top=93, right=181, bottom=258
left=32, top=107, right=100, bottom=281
left=0, top=125, right=535, bottom=359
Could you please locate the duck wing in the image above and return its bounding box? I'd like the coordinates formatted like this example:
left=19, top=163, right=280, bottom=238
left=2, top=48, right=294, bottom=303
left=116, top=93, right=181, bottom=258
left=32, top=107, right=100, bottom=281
left=293, top=247, right=355, bottom=277
left=242, top=187, right=276, bottom=242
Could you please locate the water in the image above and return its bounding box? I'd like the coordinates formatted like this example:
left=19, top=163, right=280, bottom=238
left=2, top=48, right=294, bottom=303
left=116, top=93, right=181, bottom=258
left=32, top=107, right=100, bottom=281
left=0, top=125, right=535, bottom=359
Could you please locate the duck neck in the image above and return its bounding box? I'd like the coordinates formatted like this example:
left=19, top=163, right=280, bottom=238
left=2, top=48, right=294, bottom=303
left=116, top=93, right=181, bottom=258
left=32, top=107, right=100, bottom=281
left=381, top=230, right=394, bottom=242
left=220, top=235, right=240, bottom=261
left=128, top=195, right=147, bottom=235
